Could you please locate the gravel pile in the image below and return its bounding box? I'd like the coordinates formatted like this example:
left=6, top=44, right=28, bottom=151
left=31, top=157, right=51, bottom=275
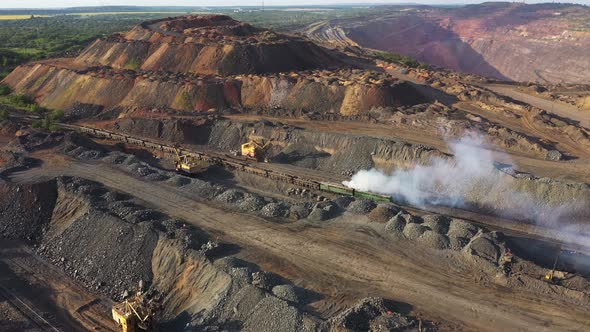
left=77, top=150, right=106, bottom=160
left=242, top=296, right=304, bottom=332
left=272, top=284, right=299, bottom=303
left=447, top=218, right=480, bottom=250
left=346, top=199, right=377, bottom=214
left=144, top=172, right=169, bottom=181
left=333, top=196, right=354, bottom=209
left=447, top=219, right=480, bottom=238
left=0, top=181, right=57, bottom=242
left=384, top=212, right=407, bottom=235
left=239, top=194, right=267, bottom=212
left=330, top=297, right=417, bottom=331
left=215, top=189, right=245, bottom=204
left=465, top=232, right=503, bottom=263
left=402, top=222, right=426, bottom=240
left=422, top=215, right=451, bottom=234
left=367, top=204, right=399, bottom=223
left=102, top=152, right=128, bottom=165
left=417, top=230, right=450, bottom=250
left=288, top=203, right=312, bottom=220
left=251, top=271, right=280, bottom=291
left=101, top=191, right=127, bottom=203
left=165, top=175, right=192, bottom=187
left=261, top=202, right=290, bottom=218
left=184, top=179, right=224, bottom=200
left=160, top=218, right=209, bottom=250
left=307, top=201, right=339, bottom=221
left=34, top=178, right=159, bottom=300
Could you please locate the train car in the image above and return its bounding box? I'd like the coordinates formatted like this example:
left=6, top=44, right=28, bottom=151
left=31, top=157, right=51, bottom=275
left=319, top=182, right=392, bottom=203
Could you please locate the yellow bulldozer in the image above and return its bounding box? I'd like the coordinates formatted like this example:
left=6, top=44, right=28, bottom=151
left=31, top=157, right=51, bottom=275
left=173, top=145, right=208, bottom=175
left=112, top=292, right=160, bottom=332
left=241, top=136, right=272, bottom=163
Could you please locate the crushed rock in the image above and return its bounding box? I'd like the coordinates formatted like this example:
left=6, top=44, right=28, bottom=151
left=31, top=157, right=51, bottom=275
left=184, top=179, right=224, bottom=200
left=367, top=204, right=400, bottom=223
left=238, top=194, right=266, bottom=212
left=333, top=196, right=355, bottom=209
left=384, top=212, right=407, bottom=235
left=347, top=199, right=377, bottom=214
left=403, top=222, right=426, bottom=240
left=165, top=175, right=192, bottom=187
left=465, top=232, right=502, bottom=263
left=288, top=203, right=312, bottom=220
left=447, top=219, right=480, bottom=240
left=215, top=189, right=246, bottom=204
left=421, top=215, right=451, bottom=234
left=417, top=231, right=450, bottom=250
left=307, top=201, right=339, bottom=221
left=260, top=202, right=290, bottom=218
left=329, top=297, right=418, bottom=331
left=242, top=296, right=304, bottom=332
left=272, top=284, right=300, bottom=303
left=252, top=271, right=280, bottom=291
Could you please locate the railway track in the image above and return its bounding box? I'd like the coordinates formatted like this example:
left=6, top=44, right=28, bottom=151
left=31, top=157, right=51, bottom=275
left=10, top=116, right=590, bottom=255
left=55, top=121, right=392, bottom=202
left=0, top=283, right=61, bottom=332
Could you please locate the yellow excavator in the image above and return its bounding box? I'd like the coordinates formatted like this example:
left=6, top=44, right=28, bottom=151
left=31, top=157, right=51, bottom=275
left=173, top=145, right=208, bottom=175
left=241, top=135, right=272, bottom=163
left=112, top=292, right=160, bottom=332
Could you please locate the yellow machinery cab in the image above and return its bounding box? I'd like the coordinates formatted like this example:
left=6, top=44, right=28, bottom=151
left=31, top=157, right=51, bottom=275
left=241, top=136, right=271, bottom=162
left=112, top=301, right=138, bottom=332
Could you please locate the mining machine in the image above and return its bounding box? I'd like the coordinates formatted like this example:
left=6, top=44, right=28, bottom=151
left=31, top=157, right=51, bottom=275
left=173, top=145, right=208, bottom=175
left=241, top=135, right=272, bottom=163
left=112, top=291, right=160, bottom=332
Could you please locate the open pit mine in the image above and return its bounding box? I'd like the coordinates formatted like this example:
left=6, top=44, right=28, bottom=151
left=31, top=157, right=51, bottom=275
left=1, top=14, right=590, bottom=332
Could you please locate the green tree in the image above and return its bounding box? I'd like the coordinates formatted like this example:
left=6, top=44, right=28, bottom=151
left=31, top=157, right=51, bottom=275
left=0, top=84, right=11, bottom=96
left=0, top=108, right=8, bottom=122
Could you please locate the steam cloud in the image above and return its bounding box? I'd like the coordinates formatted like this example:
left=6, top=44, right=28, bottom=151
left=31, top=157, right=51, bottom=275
left=343, top=132, right=588, bottom=240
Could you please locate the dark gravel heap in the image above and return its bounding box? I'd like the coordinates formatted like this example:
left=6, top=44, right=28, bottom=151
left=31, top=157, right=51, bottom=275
left=308, top=201, right=339, bottom=221
left=329, top=297, right=422, bottom=331
left=261, top=202, right=290, bottom=218
left=367, top=204, right=400, bottom=223
left=0, top=181, right=57, bottom=242
left=33, top=177, right=209, bottom=300
left=272, top=284, right=300, bottom=303
left=346, top=199, right=377, bottom=214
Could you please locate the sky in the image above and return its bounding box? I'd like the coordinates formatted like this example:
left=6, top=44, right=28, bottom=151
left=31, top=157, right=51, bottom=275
left=1, top=0, right=589, bottom=9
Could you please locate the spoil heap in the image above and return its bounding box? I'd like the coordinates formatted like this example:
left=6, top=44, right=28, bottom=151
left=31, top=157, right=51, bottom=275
left=2, top=15, right=426, bottom=116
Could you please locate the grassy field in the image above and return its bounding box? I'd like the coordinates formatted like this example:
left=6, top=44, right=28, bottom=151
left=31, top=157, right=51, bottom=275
left=0, top=15, right=49, bottom=20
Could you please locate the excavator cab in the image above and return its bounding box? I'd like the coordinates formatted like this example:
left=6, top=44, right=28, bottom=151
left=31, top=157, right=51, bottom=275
left=241, top=135, right=272, bottom=162
left=112, top=293, right=158, bottom=332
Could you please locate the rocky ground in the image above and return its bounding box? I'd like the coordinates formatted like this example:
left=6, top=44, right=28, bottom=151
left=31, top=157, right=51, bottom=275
left=1, top=11, right=590, bottom=332
left=1, top=124, right=590, bottom=330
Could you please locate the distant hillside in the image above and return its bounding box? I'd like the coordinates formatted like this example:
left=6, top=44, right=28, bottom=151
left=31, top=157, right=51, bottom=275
left=306, top=2, right=590, bottom=84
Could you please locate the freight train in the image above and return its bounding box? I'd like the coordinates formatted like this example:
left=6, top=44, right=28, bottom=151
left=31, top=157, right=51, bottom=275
left=14, top=116, right=395, bottom=203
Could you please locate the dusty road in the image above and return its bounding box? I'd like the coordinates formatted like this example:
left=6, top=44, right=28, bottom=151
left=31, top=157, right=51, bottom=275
left=483, top=84, right=589, bottom=129
left=8, top=158, right=590, bottom=332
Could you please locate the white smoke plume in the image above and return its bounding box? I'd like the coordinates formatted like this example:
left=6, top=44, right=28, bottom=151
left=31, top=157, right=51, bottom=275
left=344, top=132, right=501, bottom=208
left=343, top=132, right=589, bottom=240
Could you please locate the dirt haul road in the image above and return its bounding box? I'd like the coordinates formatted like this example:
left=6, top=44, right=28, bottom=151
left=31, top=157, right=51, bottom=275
left=8, top=157, right=590, bottom=332
left=482, top=84, right=590, bottom=129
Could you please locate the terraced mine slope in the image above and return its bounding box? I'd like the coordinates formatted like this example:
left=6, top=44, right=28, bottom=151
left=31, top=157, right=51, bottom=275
left=2, top=13, right=590, bottom=332
left=305, top=3, right=590, bottom=84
